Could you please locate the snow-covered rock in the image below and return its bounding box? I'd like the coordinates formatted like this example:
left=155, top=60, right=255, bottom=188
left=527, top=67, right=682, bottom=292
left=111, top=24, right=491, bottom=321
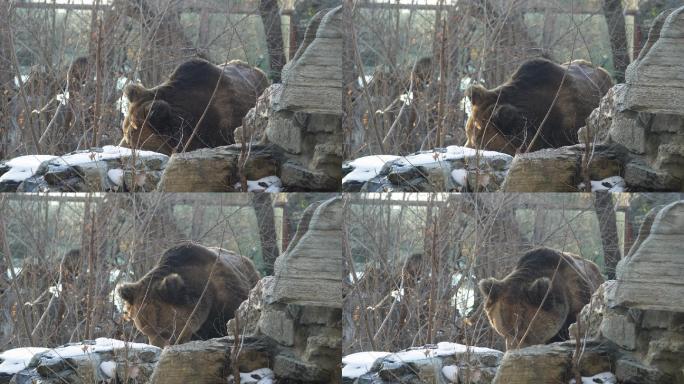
left=342, top=146, right=512, bottom=192
left=0, top=146, right=168, bottom=192
left=0, top=347, right=49, bottom=375
left=0, top=155, right=56, bottom=191
left=342, top=342, right=503, bottom=384
left=4, top=338, right=160, bottom=384
left=341, top=351, right=391, bottom=379
left=569, top=372, right=617, bottom=384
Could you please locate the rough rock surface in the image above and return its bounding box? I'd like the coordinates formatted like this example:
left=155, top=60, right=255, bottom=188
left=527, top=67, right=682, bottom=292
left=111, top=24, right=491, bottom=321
left=228, top=197, right=343, bottom=383
left=4, top=338, right=160, bottom=384
left=607, top=201, right=684, bottom=312
left=0, top=147, right=167, bottom=192
left=342, top=147, right=512, bottom=192
left=147, top=339, right=230, bottom=384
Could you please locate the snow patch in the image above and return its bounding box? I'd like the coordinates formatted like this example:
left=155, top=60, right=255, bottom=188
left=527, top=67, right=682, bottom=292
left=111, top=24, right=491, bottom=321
left=229, top=368, right=274, bottom=383
left=107, top=169, right=124, bottom=186
left=0, top=347, right=49, bottom=374
left=579, top=176, right=625, bottom=192
left=234, top=176, right=282, bottom=192
left=0, top=155, right=56, bottom=182
left=49, top=146, right=166, bottom=168
left=569, top=371, right=617, bottom=384
left=39, top=338, right=157, bottom=361
left=341, top=351, right=391, bottom=378
left=342, top=155, right=400, bottom=184
left=99, top=361, right=117, bottom=378
left=451, top=168, right=468, bottom=186
left=442, top=365, right=459, bottom=382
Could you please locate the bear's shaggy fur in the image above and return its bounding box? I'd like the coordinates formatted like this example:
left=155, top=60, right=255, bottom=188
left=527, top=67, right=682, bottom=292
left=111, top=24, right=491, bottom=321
left=117, top=242, right=260, bottom=347
left=478, top=247, right=604, bottom=350
left=121, top=58, right=269, bottom=155
left=465, top=58, right=613, bottom=155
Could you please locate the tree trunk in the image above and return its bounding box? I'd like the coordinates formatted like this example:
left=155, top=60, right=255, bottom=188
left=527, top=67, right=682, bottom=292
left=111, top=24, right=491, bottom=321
left=258, top=0, right=286, bottom=83
left=595, top=191, right=621, bottom=279
left=602, top=0, right=630, bottom=83
left=251, top=193, right=279, bottom=275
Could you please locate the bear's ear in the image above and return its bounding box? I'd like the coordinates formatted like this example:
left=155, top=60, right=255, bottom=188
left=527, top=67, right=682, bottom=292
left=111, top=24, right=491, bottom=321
left=466, top=84, right=495, bottom=106
left=157, top=273, right=186, bottom=304
left=526, top=277, right=552, bottom=306
left=118, top=282, right=139, bottom=305
left=144, top=100, right=172, bottom=130
left=479, top=278, right=502, bottom=301
left=124, top=83, right=151, bottom=102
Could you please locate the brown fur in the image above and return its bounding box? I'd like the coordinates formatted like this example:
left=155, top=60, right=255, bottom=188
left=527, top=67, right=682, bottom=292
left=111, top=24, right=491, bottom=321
left=117, top=242, right=260, bottom=347
left=120, top=58, right=269, bottom=155
left=478, top=247, right=604, bottom=350
left=465, top=58, right=613, bottom=155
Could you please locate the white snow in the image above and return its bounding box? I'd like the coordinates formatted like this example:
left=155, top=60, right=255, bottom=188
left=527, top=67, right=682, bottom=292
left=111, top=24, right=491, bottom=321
left=579, top=176, right=625, bottom=192
left=451, top=168, right=468, bottom=186
left=442, top=365, right=459, bottom=382
left=0, top=347, right=49, bottom=374
left=234, top=176, right=282, bottom=192
left=394, top=146, right=508, bottom=170
left=343, top=147, right=510, bottom=185
left=39, top=338, right=157, bottom=361
left=569, top=372, right=617, bottom=384
left=107, top=168, right=124, bottom=186
left=342, top=155, right=400, bottom=184
left=99, top=361, right=117, bottom=378
left=229, top=368, right=274, bottom=383
left=0, top=155, right=55, bottom=182
left=341, top=351, right=391, bottom=378
left=49, top=146, right=166, bottom=168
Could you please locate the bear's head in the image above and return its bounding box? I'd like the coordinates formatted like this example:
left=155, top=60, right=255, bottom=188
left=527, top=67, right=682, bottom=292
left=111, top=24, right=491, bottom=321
left=465, top=85, right=529, bottom=155
left=478, top=275, right=569, bottom=350
left=117, top=273, right=209, bottom=347
left=121, top=84, right=178, bottom=155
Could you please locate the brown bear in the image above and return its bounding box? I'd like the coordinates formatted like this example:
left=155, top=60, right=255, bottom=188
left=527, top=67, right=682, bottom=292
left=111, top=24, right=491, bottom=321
left=121, top=58, right=269, bottom=155
left=465, top=58, right=613, bottom=155
left=117, top=242, right=260, bottom=347
left=478, top=247, right=604, bottom=350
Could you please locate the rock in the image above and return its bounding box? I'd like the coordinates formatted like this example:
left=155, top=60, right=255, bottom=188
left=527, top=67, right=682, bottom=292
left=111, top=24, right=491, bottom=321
left=7, top=338, right=160, bottom=384
left=501, top=144, right=627, bottom=192
left=148, top=339, right=229, bottom=384
left=256, top=6, right=342, bottom=189
left=344, top=343, right=503, bottom=384
left=492, top=342, right=612, bottom=384
left=157, top=145, right=281, bottom=192
left=272, top=197, right=343, bottom=307
left=1, top=147, right=167, bottom=193
left=615, top=357, right=675, bottom=384
left=238, top=84, right=281, bottom=144
left=607, top=201, right=684, bottom=312
left=274, top=8, right=343, bottom=115
left=580, top=85, right=621, bottom=144
left=343, top=146, right=513, bottom=192
left=227, top=197, right=343, bottom=384
left=621, top=7, right=684, bottom=115
left=601, top=308, right=639, bottom=351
